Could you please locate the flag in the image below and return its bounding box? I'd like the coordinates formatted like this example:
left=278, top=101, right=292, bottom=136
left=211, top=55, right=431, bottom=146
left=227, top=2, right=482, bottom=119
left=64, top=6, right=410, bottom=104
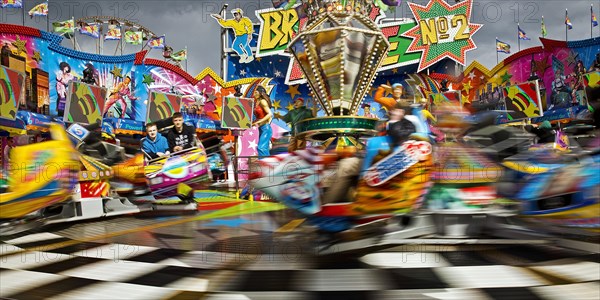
left=104, top=24, right=121, bottom=41
left=496, top=39, right=510, bottom=54
left=171, top=49, right=187, bottom=61
left=79, top=23, right=100, bottom=38
left=541, top=16, right=547, bottom=37
left=518, top=26, right=530, bottom=40
left=1, top=0, right=23, bottom=8
left=124, top=31, right=143, bottom=45
left=565, top=11, right=573, bottom=30
left=593, top=6, right=598, bottom=27
left=53, top=19, right=75, bottom=38
left=28, top=2, right=48, bottom=17
left=147, top=35, right=165, bottom=49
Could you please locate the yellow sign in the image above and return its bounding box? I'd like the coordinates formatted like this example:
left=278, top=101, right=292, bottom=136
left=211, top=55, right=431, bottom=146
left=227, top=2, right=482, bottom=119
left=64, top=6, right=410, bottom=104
left=256, top=7, right=300, bottom=56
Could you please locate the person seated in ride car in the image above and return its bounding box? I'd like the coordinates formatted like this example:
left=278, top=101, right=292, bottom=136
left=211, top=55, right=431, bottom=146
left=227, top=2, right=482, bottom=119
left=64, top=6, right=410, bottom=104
left=167, top=112, right=197, bottom=153
left=387, top=105, right=417, bottom=148
left=322, top=104, right=418, bottom=204
left=142, top=122, right=170, bottom=159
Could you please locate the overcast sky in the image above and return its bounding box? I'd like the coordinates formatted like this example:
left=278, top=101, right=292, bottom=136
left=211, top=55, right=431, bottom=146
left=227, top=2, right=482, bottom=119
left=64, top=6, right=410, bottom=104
left=2, top=0, right=599, bottom=75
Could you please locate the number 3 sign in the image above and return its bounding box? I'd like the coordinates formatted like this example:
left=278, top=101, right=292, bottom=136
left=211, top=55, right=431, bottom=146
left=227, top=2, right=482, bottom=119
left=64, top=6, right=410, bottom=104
left=402, top=0, right=483, bottom=72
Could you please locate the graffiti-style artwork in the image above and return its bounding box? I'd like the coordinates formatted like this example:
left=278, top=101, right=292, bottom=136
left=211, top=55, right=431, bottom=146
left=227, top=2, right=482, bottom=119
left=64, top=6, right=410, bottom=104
left=64, top=81, right=107, bottom=125
left=146, top=92, right=182, bottom=123
left=429, top=91, right=461, bottom=107
left=0, top=66, right=25, bottom=120
left=221, top=97, right=254, bottom=129
left=502, top=81, right=543, bottom=121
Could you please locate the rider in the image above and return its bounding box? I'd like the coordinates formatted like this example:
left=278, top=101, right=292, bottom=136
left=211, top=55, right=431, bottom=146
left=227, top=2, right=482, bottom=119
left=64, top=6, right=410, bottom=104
left=142, top=122, right=170, bottom=159
left=387, top=105, right=417, bottom=148
left=166, top=112, right=197, bottom=153
left=322, top=104, right=418, bottom=204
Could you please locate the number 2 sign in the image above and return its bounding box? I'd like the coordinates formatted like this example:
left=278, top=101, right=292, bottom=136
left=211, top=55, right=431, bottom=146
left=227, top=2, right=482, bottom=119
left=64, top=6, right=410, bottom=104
left=403, top=0, right=482, bottom=72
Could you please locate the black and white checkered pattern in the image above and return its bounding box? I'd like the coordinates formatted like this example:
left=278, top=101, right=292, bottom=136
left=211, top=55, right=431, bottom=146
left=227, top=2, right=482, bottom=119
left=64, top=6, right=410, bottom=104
left=1, top=230, right=599, bottom=300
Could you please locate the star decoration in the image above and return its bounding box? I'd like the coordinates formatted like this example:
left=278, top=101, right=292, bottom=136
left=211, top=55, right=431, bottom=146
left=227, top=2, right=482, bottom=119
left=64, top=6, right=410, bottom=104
left=383, top=80, right=394, bottom=95
left=240, top=70, right=247, bottom=76
left=110, top=65, right=123, bottom=78
left=402, top=0, right=482, bottom=72
left=467, top=71, right=476, bottom=81
left=392, top=68, right=398, bottom=74
left=369, top=86, right=378, bottom=97
left=286, top=103, right=294, bottom=111
left=500, top=72, right=513, bottom=85
left=256, top=57, right=262, bottom=62
left=248, top=130, right=254, bottom=136
left=285, top=85, right=301, bottom=99
left=274, top=70, right=283, bottom=78
left=461, top=93, right=471, bottom=104
left=206, top=93, right=217, bottom=103
left=11, top=35, right=27, bottom=55
left=462, top=81, right=472, bottom=93
left=248, top=139, right=258, bottom=150
left=480, top=75, right=485, bottom=80
left=214, top=84, right=222, bottom=95
left=32, top=51, right=42, bottom=62
left=566, top=51, right=578, bottom=66
left=215, top=105, right=222, bottom=117
left=142, top=74, right=155, bottom=85
left=272, top=99, right=281, bottom=110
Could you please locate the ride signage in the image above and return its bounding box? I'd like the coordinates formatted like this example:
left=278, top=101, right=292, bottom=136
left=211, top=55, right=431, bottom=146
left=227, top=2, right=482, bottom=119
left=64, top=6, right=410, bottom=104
left=403, top=0, right=482, bottom=72
left=254, top=5, right=411, bottom=84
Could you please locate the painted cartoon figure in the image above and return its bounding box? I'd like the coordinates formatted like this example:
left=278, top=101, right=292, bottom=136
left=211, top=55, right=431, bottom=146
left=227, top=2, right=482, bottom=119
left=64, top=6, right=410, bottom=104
left=56, top=62, right=75, bottom=116
left=550, top=68, right=572, bottom=109
left=571, top=60, right=586, bottom=106
left=81, top=63, right=99, bottom=85
left=211, top=8, right=254, bottom=63
left=104, top=76, right=138, bottom=118
left=252, top=85, right=274, bottom=157
left=375, top=83, right=411, bottom=110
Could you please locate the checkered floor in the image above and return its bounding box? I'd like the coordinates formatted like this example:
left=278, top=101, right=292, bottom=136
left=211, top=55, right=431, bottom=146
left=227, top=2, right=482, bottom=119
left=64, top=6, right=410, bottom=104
left=1, top=230, right=599, bottom=300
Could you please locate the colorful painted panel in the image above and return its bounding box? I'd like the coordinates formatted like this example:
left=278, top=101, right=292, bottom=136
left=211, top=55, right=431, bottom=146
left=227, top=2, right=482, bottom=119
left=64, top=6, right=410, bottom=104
left=64, top=81, right=107, bottom=125
left=502, top=81, right=543, bottom=121
left=0, top=66, right=25, bottom=120
left=146, top=91, right=182, bottom=123
left=428, top=91, right=461, bottom=107
left=221, top=97, right=254, bottom=129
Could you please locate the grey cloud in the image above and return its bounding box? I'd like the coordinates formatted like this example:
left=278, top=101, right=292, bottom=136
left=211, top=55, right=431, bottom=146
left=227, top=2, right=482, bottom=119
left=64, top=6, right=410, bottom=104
left=1, top=0, right=598, bottom=74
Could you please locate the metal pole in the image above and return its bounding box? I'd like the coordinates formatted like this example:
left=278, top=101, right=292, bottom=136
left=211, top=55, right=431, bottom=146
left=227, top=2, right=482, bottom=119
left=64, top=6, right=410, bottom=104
left=220, top=5, right=227, bottom=80
left=22, top=3, right=25, bottom=26
left=517, top=23, right=520, bottom=52
left=120, top=24, right=124, bottom=55
left=496, top=37, right=499, bottom=65
left=566, top=9, right=568, bottom=42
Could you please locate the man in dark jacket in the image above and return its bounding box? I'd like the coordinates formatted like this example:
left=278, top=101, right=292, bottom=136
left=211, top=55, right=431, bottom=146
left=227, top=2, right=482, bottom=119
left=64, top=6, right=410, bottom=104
left=387, top=106, right=416, bottom=147
left=167, top=112, right=197, bottom=153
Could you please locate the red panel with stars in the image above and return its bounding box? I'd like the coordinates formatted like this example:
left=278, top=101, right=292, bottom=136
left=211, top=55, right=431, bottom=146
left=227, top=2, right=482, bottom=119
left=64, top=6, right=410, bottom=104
left=80, top=181, right=110, bottom=198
